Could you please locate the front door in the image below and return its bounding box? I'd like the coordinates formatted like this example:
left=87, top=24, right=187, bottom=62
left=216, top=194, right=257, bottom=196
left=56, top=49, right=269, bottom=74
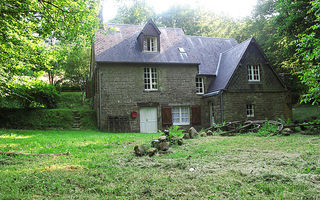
left=140, top=107, right=157, bottom=133
left=210, top=102, right=215, bottom=126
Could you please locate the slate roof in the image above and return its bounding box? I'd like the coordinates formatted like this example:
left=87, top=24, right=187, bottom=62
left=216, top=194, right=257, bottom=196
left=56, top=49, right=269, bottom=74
left=93, top=22, right=257, bottom=93
left=207, top=38, right=253, bottom=93
left=94, top=24, right=199, bottom=65
left=94, top=24, right=238, bottom=75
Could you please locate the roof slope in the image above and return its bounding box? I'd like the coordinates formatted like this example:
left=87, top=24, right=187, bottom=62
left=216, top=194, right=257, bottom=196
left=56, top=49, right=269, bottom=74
left=95, top=24, right=199, bottom=65
left=185, top=36, right=238, bottom=75
left=94, top=24, right=238, bottom=75
left=208, top=38, right=253, bottom=93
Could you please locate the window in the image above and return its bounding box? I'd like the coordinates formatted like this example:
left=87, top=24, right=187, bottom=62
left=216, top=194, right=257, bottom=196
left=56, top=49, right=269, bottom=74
left=172, top=106, right=190, bottom=125
left=144, top=67, right=158, bottom=90
left=246, top=104, right=254, bottom=117
left=248, top=64, right=260, bottom=81
left=196, top=77, right=204, bottom=94
left=143, top=36, right=157, bottom=52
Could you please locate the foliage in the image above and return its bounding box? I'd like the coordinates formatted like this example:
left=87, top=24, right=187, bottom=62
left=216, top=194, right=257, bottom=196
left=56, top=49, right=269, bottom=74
left=111, top=0, right=155, bottom=25
left=5, top=79, right=59, bottom=109
left=255, top=121, right=279, bottom=136
left=0, top=131, right=319, bottom=199
left=56, top=92, right=91, bottom=109
left=0, top=0, right=100, bottom=97
left=0, top=108, right=96, bottom=130
left=296, top=0, right=320, bottom=104
left=63, top=45, right=91, bottom=103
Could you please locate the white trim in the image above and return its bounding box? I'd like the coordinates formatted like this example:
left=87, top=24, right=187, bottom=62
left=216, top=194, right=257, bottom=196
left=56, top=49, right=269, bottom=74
left=216, top=53, right=222, bottom=75
left=246, top=104, right=254, bottom=117
left=196, top=77, right=204, bottom=94
left=172, top=106, right=190, bottom=125
left=144, top=67, right=158, bottom=91
left=248, top=64, right=260, bottom=82
left=143, top=36, right=157, bottom=52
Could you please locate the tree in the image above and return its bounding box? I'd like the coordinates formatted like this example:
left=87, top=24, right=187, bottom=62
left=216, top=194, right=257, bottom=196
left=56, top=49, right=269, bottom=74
left=0, top=0, right=100, bottom=97
left=296, top=0, right=320, bottom=104
left=64, top=45, right=91, bottom=104
left=111, top=0, right=155, bottom=25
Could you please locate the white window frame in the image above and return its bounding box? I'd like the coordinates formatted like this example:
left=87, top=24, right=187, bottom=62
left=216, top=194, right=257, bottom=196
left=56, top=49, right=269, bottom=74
left=196, top=77, right=204, bottom=94
left=248, top=64, right=260, bottom=82
left=143, top=36, right=157, bottom=52
left=246, top=104, right=254, bottom=117
left=172, top=106, right=190, bottom=125
left=144, top=67, right=158, bottom=91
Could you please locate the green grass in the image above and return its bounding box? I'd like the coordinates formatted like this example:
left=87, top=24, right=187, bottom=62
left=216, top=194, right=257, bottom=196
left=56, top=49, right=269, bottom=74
left=57, top=92, right=91, bottom=110
left=293, top=104, right=320, bottom=121
left=0, top=130, right=319, bottom=199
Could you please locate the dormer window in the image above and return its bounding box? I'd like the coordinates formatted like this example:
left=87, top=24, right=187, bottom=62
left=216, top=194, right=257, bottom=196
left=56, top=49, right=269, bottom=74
left=143, top=36, right=157, bottom=52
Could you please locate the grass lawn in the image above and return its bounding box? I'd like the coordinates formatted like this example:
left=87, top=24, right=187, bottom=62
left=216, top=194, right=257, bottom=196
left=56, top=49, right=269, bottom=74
left=0, top=130, right=319, bottom=199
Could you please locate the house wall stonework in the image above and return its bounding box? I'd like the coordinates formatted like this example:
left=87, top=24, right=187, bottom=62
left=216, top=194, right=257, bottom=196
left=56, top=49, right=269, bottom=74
left=223, top=91, right=292, bottom=122
left=95, top=63, right=203, bottom=132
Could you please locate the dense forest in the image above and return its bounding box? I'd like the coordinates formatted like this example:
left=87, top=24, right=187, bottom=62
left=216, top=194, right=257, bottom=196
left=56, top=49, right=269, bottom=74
left=0, top=0, right=319, bottom=108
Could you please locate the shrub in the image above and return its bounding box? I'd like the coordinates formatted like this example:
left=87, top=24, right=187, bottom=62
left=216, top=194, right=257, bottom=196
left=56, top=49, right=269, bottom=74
left=7, top=79, right=59, bottom=108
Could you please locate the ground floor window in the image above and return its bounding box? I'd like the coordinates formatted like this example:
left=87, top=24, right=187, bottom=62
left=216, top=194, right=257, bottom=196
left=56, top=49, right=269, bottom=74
left=246, top=104, right=254, bottom=117
left=172, top=106, right=190, bottom=125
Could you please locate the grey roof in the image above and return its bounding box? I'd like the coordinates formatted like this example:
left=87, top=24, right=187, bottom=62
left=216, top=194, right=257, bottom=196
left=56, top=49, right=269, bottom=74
left=95, top=24, right=199, bottom=65
left=185, top=36, right=238, bottom=75
left=94, top=24, right=238, bottom=75
left=208, top=38, right=253, bottom=93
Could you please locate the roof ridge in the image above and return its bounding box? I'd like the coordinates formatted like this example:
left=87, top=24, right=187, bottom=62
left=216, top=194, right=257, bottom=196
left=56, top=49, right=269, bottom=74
left=220, top=37, right=252, bottom=55
left=186, top=35, right=236, bottom=40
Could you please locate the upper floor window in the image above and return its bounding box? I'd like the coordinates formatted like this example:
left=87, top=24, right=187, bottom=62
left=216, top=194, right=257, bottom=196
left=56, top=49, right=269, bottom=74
left=196, top=77, right=204, bottom=94
left=246, top=104, right=254, bottom=117
left=144, top=67, right=158, bottom=90
left=172, top=106, right=190, bottom=125
left=248, top=64, right=260, bottom=82
left=143, top=36, right=157, bottom=52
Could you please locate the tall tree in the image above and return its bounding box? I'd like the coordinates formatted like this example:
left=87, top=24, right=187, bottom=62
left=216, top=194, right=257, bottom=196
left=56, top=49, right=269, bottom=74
left=296, top=0, right=320, bottom=104
left=111, top=0, right=155, bottom=25
left=0, top=0, right=100, bottom=97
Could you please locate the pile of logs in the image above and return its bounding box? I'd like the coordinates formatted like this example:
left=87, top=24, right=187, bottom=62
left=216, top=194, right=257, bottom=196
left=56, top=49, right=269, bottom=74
left=207, top=120, right=320, bottom=136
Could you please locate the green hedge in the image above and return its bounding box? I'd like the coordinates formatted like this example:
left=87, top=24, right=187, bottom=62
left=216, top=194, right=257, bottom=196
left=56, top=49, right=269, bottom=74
left=0, top=109, right=96, bottom=130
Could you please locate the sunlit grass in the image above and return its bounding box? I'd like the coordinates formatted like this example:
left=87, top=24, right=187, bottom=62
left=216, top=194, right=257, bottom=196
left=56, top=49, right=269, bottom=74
left=0, top=129, right=319, bottom=199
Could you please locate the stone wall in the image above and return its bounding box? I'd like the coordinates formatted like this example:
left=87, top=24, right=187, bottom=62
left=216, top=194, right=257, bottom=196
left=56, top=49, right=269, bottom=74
left=223, top=91, right=292, bottom=122
left=95, top=63, right=203, bottom=132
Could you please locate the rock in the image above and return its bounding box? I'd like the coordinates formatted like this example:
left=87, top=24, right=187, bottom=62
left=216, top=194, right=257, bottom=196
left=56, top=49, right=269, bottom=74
left=170, top=137, right=183, bottom=145
left=200, top=132, right=207, bottom=137
left=189, top=168, right=195, bottom=172
left=147, top=148, right=157, bottom=157
left=151, top=140, right=160, bottom=149
left=183, top=132, right=190, bottom=139
left=158, top=141, right=170, bottom=151
left=207, top=130, right=213, bottom=136
left=282, top=128, right=292, bottom=136
left=163, top=129, right=170, bottom=136
left=134, top=145, right=146, bottom=156
left=189, top=127, right=198, bottom=139
left=159, top=136, right=167, bottom=142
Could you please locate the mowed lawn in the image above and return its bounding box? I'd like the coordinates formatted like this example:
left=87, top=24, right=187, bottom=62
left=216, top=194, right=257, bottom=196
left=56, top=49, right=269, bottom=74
left=0, top=130, right=319, bottom=199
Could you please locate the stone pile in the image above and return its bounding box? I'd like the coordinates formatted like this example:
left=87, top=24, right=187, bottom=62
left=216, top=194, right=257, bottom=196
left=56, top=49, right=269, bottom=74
left=134, top=127, right=215, bottom=157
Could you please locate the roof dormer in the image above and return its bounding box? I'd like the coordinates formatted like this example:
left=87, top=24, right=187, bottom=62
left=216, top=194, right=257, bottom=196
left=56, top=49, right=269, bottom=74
left=137, top=19, right=161, bottom=52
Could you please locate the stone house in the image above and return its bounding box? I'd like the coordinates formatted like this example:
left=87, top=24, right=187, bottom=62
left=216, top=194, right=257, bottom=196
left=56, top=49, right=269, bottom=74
left=90, top=19, right=291, bottom=133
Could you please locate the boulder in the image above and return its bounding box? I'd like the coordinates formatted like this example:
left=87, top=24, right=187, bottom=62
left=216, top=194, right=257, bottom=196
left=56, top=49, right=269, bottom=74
left=207, top=130, right=213, bottom=136
left=159, top=136, right=167, bottom=142
left=134, top=145, right=146, bottom=156
left=282, top=128, right=292, bottom=136
left=183, top=132, right=190, bottom=139
left=200, top=132, right=207, bottom=137
left=170, top=137, right=183, bottom=145
left=158, top=141, right=170, bottom=151
left=189, top=127, right=198, bottom=139
left=151, top=140, right=160, bottom=149
left=147, top=148, right=157, bottom=157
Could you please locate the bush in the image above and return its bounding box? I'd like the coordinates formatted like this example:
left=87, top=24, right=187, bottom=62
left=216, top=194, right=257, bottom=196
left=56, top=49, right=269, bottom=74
left=7, top=79, right=59, bottom=108
left=0, top=108, right=96, bottom=130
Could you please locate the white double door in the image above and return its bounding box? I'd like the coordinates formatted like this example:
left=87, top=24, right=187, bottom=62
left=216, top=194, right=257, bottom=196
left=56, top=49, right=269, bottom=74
left=140, top=107, right=158, bottom=133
